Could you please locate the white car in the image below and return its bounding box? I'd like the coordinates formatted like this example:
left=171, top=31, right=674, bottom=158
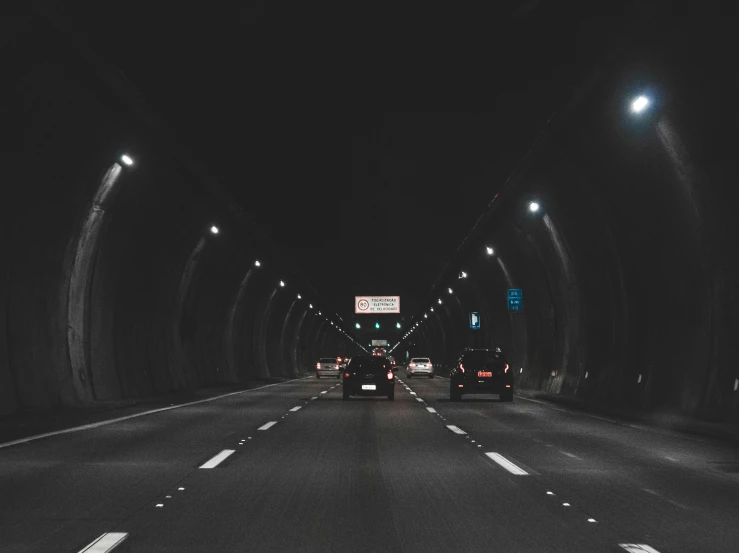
left=406, top=357, right=434, bottom=378
left=316, top=357, right=341, bottom=378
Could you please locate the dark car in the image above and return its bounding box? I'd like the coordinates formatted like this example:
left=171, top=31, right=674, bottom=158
left=449, top=348, right=513, bottom=402
left=343, top=356, right=395, bottom=401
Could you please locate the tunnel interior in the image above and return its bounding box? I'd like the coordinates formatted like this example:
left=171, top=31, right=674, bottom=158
left=2, top=8, right=738, bottom=428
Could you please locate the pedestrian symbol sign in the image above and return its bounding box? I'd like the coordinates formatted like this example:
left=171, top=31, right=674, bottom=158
left=508, top=289, right=522, bottom=312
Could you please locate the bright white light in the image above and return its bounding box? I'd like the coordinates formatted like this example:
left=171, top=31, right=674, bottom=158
left=460, top=271, right=468, bottom=278
left=529, top=201, right=540, bottom=213
left=309, top=304, right=313, bottom=308
left=486, top=246, right=494, bottom=255
left=254, top=260, right=261, bottom=267
left=438, top=298, right=442, bottom=304
left=120, top=154, right=134, bottom=166
left=448, top=287, right=453, bottom=294
left=297, top=294, right=301, bottom=299
left=210, top=225, right=219, bottom=234
left=430, top=307, right=434, bottom=312
left=279, top=280, right=285, bottom=287
left=424, top=314, right=428, bottom=318
left=631, top=95, right=649, bottom=113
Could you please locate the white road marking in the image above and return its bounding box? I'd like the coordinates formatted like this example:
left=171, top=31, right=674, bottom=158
left=258, top=421, right=278, bottom=431
left=485, top=452, right=529, bottom=475
left=427, top=407, right=437, bottom=413
left=0, top=377, right=312, bottom=450
left=562, top=503, right=571, bottom=507
left=289, top=406, right=302, bottom=412
left=200, top=449, right=236, bottom=469
left=155, top=504, right=164, bottom=508
left=311, top=397, right=318, bottom=400
left=587, top=518, right=597, bottom=523
left=446, top=425, right=466, bottom=435
left=320, top=391, right=328, bottom=394
left=78, top=532, right=128, bottom=552
left=415, top=397, right=424, bottom=402
left=410, top=392, right=417, bottom=395
left=560, top=450, right=582, bottom=460
left=178, top=487, right=185, bottom=491
left=619, top=545, right=661, bottom=553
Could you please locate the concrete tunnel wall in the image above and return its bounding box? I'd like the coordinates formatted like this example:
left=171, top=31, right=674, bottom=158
left=406, top=15, right=739, bottom=424
left=0, top=12, right=359, bottom=417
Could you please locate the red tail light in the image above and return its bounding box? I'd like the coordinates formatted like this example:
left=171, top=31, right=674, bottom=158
left=428, top=363, right=433, bottom=367
left=316, top=363, right=320, bottom=369
left=505, top=384, right=511, bottom=388
left=344, top=372, right=350, bottom=378
left=386, top=371, right=393, bottom=380
left=335, top=364, right=339, bottom=369
left=409, top=362, right=416, bottom=367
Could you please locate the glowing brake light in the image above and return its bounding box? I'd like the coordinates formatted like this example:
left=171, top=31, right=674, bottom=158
left=409, top=362, right=416, bottom=367
left=505, top=384, right=511, bottom=388
left=344, top=372, right=350, bottom=378
left=386, top=371, right=393, bottom=380
left=428, top=362, right=433, bottom=367
left=316, top=363, right=320, bottom=369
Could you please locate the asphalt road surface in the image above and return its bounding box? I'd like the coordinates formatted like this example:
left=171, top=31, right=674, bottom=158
left=2, top=374, right=739, bottom=552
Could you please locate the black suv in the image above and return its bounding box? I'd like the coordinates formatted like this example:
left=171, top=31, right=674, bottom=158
left=343, top=356, right=395, bottom=400
left=449, top=348, right=513, bottom=402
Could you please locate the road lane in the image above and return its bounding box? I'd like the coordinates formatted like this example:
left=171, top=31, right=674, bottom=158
left=405, top=376, right=739, bottom=553
left=114, top=378, right=625, bottom=552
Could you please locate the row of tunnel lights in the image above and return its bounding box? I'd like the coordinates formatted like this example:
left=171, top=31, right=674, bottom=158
left=392, top=200, right=540, bottom=351
left=117, top=154, right=359, bottom=347
left=394, top=94, right=653, bottom=350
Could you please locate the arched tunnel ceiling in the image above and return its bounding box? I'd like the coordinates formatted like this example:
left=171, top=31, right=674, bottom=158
left=45, top=0, right=643, bottom=329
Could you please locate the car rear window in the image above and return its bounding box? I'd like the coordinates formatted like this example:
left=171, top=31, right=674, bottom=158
left=319, top=358, right=337, bottom=363
left=412, top=358, right=430, bottom=363
left=348, top=357, right=388, bottom=372
left=462, top=351, right=505, bottom=365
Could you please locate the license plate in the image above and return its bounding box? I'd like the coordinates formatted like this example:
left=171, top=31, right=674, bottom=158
left=478, top=371, right=492, bottom=377
left=361, top=384, right=376, bottom=390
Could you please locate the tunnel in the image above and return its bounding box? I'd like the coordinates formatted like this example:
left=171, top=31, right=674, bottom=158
left=2, top=4, right=739, bottom=553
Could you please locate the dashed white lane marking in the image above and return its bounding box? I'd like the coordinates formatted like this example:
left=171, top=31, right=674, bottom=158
left=410, top=392, right=417, bottom=396
left=78, top=532, right=128, bottom=552
left=311, top=397, right=318, bottom=400
left=258, top=421, right=278, bottom=431
left=619, top=545, right=661, bottom=553
left=559, top=450, right=582, bottom=460
left=446, top=425, right=467, bottom=435
left=0, top=377, right=312, bottom=450
left=415, top=397, right=424, bottom=402
left=199, top=449, right=236, bottom=469
left=289, top=406, right=302, bottom=412
left=427, top=407, right=437, bottom=413
left=320, top=391, right=328, bottom=394
left=485, top=452, right=529, bottom=475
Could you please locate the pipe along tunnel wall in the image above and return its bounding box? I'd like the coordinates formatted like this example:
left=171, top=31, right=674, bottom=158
left=404, top=15, right=739, bottom=424
left=0, top=13, right=358, bottom=417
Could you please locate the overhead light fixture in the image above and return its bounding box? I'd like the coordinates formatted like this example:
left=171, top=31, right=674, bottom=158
left=254, top=260, right=261, bottom=267
left=210, top=225, right=219, bottom=235
left=120, top=154, right=134, bottom=166
left=630, top=95, right=649, bottom=114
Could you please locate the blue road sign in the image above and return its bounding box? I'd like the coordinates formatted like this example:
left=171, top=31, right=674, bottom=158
left=469, top=312, right=480, bottom=330
left=508, top=289, right=522, bottom=312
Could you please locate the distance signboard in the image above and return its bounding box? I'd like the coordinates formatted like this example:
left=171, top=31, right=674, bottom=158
left=355, top=296, right=400, bottom=314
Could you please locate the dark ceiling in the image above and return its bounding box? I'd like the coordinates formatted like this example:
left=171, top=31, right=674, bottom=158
left=53, top=0, right=633, bottom=332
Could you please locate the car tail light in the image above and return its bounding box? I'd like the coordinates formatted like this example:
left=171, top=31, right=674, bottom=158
left=335, top=364, right=339, bottom=369
left=504, top=364, right=509, bottom=373
left=386, top=371, right=393, bottom=380
left=505, top=384, right=511, bottom=388
left=316, top=363, right=320, bottom=369
left=344, top=372, right=350, bottom=378
left=409, top=362, right=416, bottom=367
left=428, top=363, right=433, bottom=367
left=458, top=384, right=464, bottom=387
left=337, top=357, right=341, bottom=363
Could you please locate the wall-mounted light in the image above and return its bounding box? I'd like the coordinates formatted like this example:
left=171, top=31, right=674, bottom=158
left=120, top=154, right=134, bottom=166
left=528, top=201, right=540, bottom=213
left=486, top=246, right=494, bottom=255
left=630, top=95, right=650, bottom=114
left=254, top=260, right=261, bottom=267
left=210, top=225, right=219, bottom=235
left=297, top=294, right=301, bottom=299
left=279, top=280, right=285, bottom=287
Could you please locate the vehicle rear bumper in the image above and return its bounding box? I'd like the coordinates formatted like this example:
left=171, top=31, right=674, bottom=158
left=317, top=369, right=340, bottom=376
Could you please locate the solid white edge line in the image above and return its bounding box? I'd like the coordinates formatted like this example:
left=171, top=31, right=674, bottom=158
left=258, top=421, right=278, bottom=431
left=78, top=532, right=128, bottom=553
left=446, top=425, right=466, bottom=435
left=0, top=376, right=312, bottom=450
left=485, top=452, right=529, bottom=475
left=619, top=545, right=661, bottom=553
left=289, top=406, right=302, bottom=412
left=199, top=449, right=236, bottom=469
left=426, top=407, right=437, bottom=413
